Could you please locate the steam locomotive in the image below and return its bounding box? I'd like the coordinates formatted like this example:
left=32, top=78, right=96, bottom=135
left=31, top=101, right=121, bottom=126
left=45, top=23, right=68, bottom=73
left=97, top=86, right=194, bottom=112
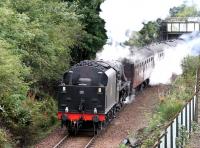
left=57, top=40, right=182, bottom=134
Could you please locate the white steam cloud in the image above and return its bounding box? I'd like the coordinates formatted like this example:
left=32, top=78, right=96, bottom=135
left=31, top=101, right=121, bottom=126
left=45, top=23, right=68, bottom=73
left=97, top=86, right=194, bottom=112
left=97, top=0, right=200, bottom=85
left=150, top=34, right=200, bottom=85
left=96, top=44, right=131, bottom=61
left=150, top=42, right=189, bottom=84
left=97, top=34, right=200, bottom=85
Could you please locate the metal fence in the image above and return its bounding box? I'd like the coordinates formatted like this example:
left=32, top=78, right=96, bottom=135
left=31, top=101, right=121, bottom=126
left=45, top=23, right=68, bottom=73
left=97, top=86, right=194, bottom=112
left=153, top=67, right=200, bottom=148
left=153, top=95, right=198, bottom=148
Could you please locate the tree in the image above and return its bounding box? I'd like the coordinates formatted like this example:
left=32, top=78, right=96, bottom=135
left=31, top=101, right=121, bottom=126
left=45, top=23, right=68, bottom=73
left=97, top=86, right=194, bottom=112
left=125, top=19, right=161, bottom=47
left=0, top=0, right=107, bottom=145
left=0, top=40, right=29, bottom=98
left=66, top=0, right=107, bottom=64
left=169, top=4, right=200, bottom=17
left=0, top=0, right=88, bottom=95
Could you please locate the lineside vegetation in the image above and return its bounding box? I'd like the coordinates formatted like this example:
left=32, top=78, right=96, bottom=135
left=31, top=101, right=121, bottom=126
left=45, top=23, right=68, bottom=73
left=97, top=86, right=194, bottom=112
left=0, top=0, right=106, bottom=147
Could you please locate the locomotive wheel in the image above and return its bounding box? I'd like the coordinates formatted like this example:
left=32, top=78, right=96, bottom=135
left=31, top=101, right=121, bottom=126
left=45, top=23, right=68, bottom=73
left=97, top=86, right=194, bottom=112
left=146, top=79, right=150, bottom=86
left=93, top=122, right=99, bottom=135
left=140, top=83, right=145, bottom=92
left=68, top=122, right=78, bottom=135
left=68, top=127, right=78, bottom=135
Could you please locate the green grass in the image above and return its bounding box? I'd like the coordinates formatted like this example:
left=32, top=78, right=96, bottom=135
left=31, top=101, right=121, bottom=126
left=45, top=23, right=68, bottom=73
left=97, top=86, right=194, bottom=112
left=157, top=99, right=183, bottom=122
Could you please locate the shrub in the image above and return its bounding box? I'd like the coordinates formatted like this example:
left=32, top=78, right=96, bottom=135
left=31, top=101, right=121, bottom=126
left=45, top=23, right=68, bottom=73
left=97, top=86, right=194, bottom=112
left=157, top=99, right=183, bottom=121
left=0, top=129, right=7, bottom=147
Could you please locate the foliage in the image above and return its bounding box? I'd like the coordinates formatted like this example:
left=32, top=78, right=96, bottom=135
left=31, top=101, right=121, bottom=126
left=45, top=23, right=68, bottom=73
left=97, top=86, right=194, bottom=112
left=176, top=126, right=189, bottom=147
left=170, top=4, right=200, bottom=17
left=157, top=99, right=183, bottom=121
left=182, top=56, right=200, bottom=82
left=66, top=0, right=107, bottom=64
left=191, top=121, right=200, bottom=132
left=0, top=1, right=83, bottom=86
left=0, top=96, right=57, bottom=145
left=125, top=19, right=161, bottom=47
left=0, top=0, right=106, bottom=94
left=0, top=0, right=106, bottom=146
left=0, top=129, right=7, bottom=147
left=0, top=40, right=29, bottom=98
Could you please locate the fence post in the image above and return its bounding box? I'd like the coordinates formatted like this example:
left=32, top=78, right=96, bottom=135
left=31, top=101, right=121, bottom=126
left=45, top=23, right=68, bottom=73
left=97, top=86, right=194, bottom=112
left=195, top=68, right=200, bottom=122
left=189, top=101, right=191, bottom=134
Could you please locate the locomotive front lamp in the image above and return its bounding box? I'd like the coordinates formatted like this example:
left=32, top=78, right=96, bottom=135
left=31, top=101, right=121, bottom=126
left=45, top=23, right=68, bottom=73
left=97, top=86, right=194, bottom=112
left=94, top=108, right=97, bottom=114
left=65, top=107, right=69, bottom=112
left=98, top=88, right=102, bottom=93
left=63, top=86, right=66, bottom=92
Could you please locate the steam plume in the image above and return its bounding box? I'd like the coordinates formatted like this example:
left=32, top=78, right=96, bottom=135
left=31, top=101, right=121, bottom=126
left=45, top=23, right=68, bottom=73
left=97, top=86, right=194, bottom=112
left=98, top=0, right=200, bottom=85
left=150, top=34, right=200, bottom=85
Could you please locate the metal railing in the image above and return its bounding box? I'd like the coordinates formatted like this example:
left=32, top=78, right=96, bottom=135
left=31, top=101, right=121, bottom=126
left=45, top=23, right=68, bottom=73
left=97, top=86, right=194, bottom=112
left=153, top=96, right=198, bottom=148
left=153, top=68, right=200, bottom=148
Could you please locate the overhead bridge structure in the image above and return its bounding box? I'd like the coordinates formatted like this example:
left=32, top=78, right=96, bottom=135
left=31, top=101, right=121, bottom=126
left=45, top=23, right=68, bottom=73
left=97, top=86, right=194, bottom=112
left=160, top=17, right=200, bottom=40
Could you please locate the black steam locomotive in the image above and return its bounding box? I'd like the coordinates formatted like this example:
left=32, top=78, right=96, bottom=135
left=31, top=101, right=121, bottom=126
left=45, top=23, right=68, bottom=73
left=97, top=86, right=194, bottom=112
left=57, top=40, right=182, bottom=134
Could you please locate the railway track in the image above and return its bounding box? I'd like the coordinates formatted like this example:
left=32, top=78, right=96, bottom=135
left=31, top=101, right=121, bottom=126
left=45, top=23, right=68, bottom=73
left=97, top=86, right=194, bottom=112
left=84, top=136, right=96, bottom=148
left=52, top=95, right=129, bottom=148
left=52, top=132, right=96, bottom=148
left=52, top=134, right=69, bottom=148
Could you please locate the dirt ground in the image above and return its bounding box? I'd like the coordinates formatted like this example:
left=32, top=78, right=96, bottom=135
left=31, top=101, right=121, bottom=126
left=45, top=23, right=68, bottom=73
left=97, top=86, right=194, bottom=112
left=187, top=131, right=200, bottom=148
left=93, top=85, right=168, bottom=148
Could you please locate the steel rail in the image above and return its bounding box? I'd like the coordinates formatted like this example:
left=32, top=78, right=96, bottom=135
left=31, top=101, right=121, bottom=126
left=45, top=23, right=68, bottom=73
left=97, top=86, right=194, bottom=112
left=53, top=135, right=69, bottom=148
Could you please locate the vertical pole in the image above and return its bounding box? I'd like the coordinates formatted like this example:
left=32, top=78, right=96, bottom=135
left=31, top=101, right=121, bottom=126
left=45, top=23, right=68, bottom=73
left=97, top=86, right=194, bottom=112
left=181, top=110, right=183, bottom=148
left=181, top=110, right=183, bottom=125
left=176, top=117, right=179, bottom=137
left=171, top=123, right=173, bottom=148
left=176, top=116, right=179, bottom=148
left=189, top=101, right=191, bottom=134
left=193, top=98, right=195, bottom=121
left=185, top=105, right=188, bottom=130
left=195, top=68, right=199, bottom=122
left=165, top=129, right=167, bottom=148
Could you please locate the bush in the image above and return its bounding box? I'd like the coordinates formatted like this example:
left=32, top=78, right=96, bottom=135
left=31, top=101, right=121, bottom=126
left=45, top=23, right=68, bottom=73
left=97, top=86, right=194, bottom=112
left=0, top=129, right=7, bottom=146
left=20, top=97, right=58, bottom=144
left=0, top=94, right=58, bottom=145
left=157, top=99, right=183, bottom=121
